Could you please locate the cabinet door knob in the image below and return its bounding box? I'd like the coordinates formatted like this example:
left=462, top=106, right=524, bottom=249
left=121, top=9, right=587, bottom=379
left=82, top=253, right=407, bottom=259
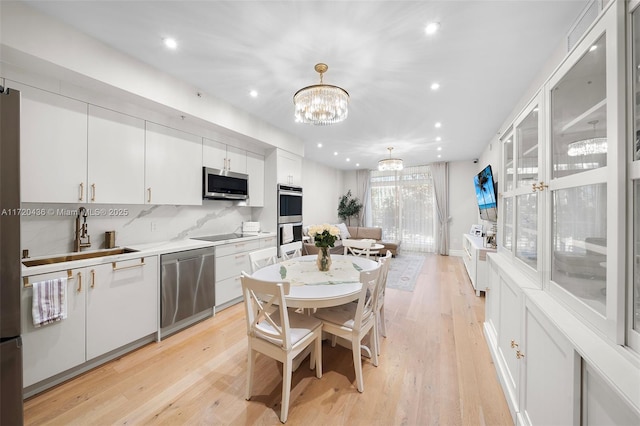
left=516, top=350, right=525, bottom=359
left=510, top=339, right=519, bottom=348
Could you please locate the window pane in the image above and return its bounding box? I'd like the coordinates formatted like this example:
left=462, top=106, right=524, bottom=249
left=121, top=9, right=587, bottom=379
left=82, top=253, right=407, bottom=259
left=552, top=184, right=607, bottom=315
left=634, top=8, right=640, bottom=161
left=634, top=181, right=640, bottom=332
left=516, top=193, right=537, bottom=269
left=504, top=135, right=514, bottom=192
left=503, top=197, right=513, bottom=252
left=551, top=35, right=607, bottom=178
left=516, top=108, right=539, bottom=188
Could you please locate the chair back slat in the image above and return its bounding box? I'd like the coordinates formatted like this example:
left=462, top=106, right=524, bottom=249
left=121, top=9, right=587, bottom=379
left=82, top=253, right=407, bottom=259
left=280, top=241, right=303, bottom=260
left=343, top=239, right=375, bottom=257
left=375, top=250, right=392, bottom=311
left=249, top=247, right=278, bottom=273
left=353, top=264, right=381, bottom=331
left=241, top=272, right=292, bottom=350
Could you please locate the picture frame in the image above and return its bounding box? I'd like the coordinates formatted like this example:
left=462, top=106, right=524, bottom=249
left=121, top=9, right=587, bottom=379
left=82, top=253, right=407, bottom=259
left=470, top=224, right=483, bottom=237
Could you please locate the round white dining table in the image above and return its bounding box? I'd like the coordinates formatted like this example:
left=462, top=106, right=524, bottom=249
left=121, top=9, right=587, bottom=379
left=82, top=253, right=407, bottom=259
left=251, top=255, right=378, bottom=309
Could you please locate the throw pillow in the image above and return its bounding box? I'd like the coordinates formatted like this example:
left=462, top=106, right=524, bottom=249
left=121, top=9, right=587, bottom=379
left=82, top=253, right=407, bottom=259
left=336, top=223, right=351, bottom=239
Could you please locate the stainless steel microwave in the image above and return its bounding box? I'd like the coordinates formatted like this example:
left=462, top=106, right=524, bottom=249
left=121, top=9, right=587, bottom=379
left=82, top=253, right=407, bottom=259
left=203, top=167, right=249, bottom=200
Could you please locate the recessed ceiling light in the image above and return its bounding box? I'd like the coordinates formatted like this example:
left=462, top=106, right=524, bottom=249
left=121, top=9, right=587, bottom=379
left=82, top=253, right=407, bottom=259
left=317, top=143, right=323, bottom=148
left=430, top=82, right=440, bottom=90
left=589, top=45, right=597, bottom=52
left=425, top=22, right=440, bottom=35
left=437, top=154, right=441, bottom=158
left=163, top=37, right=178, bottom=50
left=435, top=122, right=442, bottom=128
left=436, top=136, right=442, bottom=142
left=249, top=90, right=258, bottom=98
left=346, top=158, right=351, bottom=162
left=437, top=146, right=442, bottom=151
left=334, top=151, right=338, bottom=156
left=356, top=163, right=360, bottom=167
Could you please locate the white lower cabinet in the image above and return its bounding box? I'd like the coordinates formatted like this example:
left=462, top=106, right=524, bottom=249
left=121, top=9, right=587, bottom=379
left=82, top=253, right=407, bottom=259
left=86, top=256, right=158, bottom=359
left=486, top=253, right=638, bottom=425
left=215, top=239, right=261, bottom=309
left=519, top=299, right=577, bottom=426
left=21, top=268, right=86, bottom=388
left=21, top=255, right=158, bottom=391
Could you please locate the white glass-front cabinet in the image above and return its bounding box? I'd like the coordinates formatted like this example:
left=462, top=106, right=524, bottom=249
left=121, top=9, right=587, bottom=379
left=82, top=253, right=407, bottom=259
left=546, top=2, right=625, bottom=340
left=501, top=94, right=544, bottom=280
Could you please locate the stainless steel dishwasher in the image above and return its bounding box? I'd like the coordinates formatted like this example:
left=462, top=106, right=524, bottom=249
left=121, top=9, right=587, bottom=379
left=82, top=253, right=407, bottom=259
left=160, top=246, right=215, bottom=338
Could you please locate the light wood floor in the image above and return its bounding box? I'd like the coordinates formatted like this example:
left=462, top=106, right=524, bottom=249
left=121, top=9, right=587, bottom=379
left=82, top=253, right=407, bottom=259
left=24, top=254, right=512, bottom=425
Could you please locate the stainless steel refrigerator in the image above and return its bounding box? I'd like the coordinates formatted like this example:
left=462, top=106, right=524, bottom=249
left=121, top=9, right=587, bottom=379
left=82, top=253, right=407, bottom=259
left=0, top=86, right=24, bottom=424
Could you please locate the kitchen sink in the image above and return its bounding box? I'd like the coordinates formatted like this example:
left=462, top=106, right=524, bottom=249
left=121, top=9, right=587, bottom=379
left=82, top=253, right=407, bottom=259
left=22, top=248, right=139, bottom=267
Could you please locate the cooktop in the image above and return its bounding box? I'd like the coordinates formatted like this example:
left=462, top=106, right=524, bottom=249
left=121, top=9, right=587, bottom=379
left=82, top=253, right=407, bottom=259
left=192, top=233, right=248, bottom=242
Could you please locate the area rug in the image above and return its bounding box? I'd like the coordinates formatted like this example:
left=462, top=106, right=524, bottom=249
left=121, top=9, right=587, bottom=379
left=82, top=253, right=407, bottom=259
left=386, top=252, right=425, bottom=292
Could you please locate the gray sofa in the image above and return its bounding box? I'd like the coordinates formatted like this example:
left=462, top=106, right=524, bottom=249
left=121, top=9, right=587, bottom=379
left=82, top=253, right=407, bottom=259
left=303, top=225, right=401, bottom=257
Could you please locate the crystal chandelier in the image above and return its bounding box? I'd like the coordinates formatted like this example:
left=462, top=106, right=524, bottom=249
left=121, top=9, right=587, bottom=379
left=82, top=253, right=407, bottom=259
left=567, top=120, right=608, bottom=157
left=293, top=63, right=349, bottom=125
left=378, top=147, right=404, bottom=171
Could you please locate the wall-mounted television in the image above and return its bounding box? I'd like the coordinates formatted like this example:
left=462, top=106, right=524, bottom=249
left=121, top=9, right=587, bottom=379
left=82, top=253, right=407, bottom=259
left=473, top=165, right=497, bottom=222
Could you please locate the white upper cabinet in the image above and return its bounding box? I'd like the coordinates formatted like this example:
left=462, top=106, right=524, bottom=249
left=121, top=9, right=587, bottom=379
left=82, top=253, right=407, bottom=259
left=277, top=149, right=302, bottom=186
left=145, top=122, right=202, bottom=205
left=246, top=150, right=265, bottom=207
left=203, top=137, right=247, bottom=174
left=87, top=105, right=145, bottom=204
left=14, top=81, right=88, bottom=203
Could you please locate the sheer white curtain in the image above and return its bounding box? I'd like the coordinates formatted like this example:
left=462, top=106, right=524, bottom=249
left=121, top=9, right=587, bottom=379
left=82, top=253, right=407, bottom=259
left=356, top=169, right=371, bottom=226
left=370, top=165, right=437, bottom=253
left=431, top=162, right=449, bottom=255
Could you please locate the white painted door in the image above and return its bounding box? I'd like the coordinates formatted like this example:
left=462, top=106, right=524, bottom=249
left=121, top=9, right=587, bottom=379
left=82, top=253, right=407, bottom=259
left=86, top=256, right=158, bottom=359
left=226, top=145, right=247, bottom=173
left=87, top=105, right=145, bottom=204
left=21, top=269, right=86, bottom=387
left=145, top=122, right=202, bottom=205
left=14, top=81, right=88, bottom=203
left=202, top=137, right=227, bottom=170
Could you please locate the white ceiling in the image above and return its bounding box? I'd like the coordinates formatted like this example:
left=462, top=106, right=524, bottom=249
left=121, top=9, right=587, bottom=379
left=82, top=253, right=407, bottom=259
left=20, top=0, right=589, bottom=170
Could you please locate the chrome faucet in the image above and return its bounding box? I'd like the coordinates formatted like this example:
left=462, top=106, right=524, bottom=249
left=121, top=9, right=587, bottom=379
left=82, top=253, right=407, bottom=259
left=74, top=206, right=91, bottom=252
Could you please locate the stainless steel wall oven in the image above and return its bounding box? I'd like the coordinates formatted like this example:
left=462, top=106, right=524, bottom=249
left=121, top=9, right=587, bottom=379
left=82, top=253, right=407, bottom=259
left=277, top=184, right=302, bottom=224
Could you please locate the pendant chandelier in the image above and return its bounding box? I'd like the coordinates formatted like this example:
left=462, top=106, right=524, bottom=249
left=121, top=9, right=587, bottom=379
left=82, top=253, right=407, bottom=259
left=293, top=63, right=349, bottom=125
left=567, top=120, right=608, bottom=157
left=378, top=147, right=404, bottom=171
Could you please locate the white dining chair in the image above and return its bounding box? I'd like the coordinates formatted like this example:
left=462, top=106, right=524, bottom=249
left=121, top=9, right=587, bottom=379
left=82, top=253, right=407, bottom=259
left=280, top=241, right=302, bottom=260
left=374, top=250, right=392, bottom=356
left=241, top=272, right=323, bottom=423
left=342, top=238, right=375, bottom=258
left=249, top=247, right=278, bottom=273
left=312, top=264, right=381, bottom=392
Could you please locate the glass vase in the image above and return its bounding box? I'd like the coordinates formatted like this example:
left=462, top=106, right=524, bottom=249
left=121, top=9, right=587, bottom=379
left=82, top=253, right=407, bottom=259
left=316, top=246, right=332, bottom=272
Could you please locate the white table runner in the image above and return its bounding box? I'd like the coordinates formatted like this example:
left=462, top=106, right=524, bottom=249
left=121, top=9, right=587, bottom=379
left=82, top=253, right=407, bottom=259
left=278, top=257, right=362, bottom=286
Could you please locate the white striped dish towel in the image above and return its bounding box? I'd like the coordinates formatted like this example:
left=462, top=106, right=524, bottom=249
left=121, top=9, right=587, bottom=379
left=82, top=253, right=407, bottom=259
left=32, top=278, right=68, bottom=327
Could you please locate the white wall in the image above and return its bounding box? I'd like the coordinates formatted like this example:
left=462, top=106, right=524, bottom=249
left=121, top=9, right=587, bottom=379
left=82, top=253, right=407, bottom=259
left=302, top=158, right=344, bottom=226
left=449, top=161, right=482, bottom=254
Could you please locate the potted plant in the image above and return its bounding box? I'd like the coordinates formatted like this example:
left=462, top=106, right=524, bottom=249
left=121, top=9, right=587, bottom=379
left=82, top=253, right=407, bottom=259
left=337, top=190, right=363, bottom=226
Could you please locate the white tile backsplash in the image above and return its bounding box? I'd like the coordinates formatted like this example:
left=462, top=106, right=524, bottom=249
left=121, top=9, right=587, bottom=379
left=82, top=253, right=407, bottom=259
left=21, top=201, right=253, bottom=257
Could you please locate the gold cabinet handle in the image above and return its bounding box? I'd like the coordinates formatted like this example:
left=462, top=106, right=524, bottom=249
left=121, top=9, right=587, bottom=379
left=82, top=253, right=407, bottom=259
left=91, top=184, right=96, bottom=202
left=79, top=182, right=84, bottom=201
left=516, top=350, right=525, bottom=359
left=77, top=272, right=82, bottom=292
left=510, top=340, right=518, bottom=348
left=112, top=258, right=145, bottom=271
left=90, top=269, right=96, bottom=288
left=147, top=187, right=152, bottom=203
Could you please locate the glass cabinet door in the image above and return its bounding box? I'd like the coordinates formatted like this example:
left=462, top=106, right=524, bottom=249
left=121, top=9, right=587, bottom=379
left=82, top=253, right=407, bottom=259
left=546, top=4, right=624, bottom=339
left=515, top=102, right=541, bottom=271
left=501, top=131, right=514, bottom=253
left=629, top=2, right=640, bottom=351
